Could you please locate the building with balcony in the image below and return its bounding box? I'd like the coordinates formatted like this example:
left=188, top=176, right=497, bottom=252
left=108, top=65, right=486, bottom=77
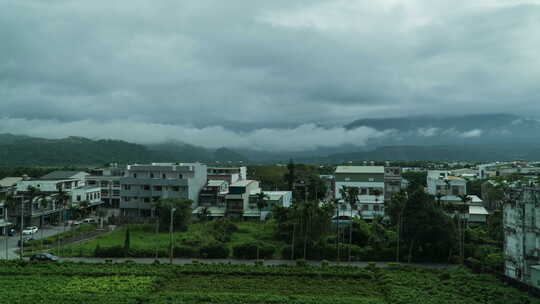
left=384, top=167, right=402, bottom=203
left=334, top=166, right=385, bottom=220
left=427, top=170, right=467, bottom=203
left=11, top=171, right=101, bottom=227
left=207, top=166, right=247, bottom=184
left=503, top=188, right=540, bottom=289
left=0, top=177, right=21, bottom=233
left=225, top=180, right=261, bottom=218
left=120, top=163, right=207, bottom=217
left=86, top=166, right=125, bottom=208
left=193, top=180, right=229, bottom=217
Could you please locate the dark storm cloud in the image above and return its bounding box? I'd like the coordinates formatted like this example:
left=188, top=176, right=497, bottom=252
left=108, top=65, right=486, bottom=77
left=0, top=0, right=539, bottom=149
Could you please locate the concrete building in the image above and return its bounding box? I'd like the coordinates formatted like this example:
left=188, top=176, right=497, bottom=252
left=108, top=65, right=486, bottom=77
left=86, top=166, right=125, bottom=208
left=225, top=180, right=261, bottom=218
left=334, top=166, right=385, bottom=220
left=384, top=167, right=402, bottom=203
left=207, top=167, right=247, bottom=184
left=427, top=170, right=467, bottom=203
left=503, top=188, right=540, bottom=288
left=193, top=180, right=229, bottom=217
left=120, top=163, right=207, bottom=217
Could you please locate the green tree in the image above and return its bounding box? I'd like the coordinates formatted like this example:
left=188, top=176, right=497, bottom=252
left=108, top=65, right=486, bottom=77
left=402, top=186, right=457, bottom=262
left=124, top=226, right=131, bottom=256
left=156, top=198, right=193, bottom=232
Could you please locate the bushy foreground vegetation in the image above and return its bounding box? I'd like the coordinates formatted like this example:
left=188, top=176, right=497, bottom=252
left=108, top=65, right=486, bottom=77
left=0, top=261, right=537, bottom=304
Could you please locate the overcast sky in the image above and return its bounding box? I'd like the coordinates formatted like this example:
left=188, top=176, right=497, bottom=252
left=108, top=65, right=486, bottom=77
left=1, top=0, right=539, bottom=150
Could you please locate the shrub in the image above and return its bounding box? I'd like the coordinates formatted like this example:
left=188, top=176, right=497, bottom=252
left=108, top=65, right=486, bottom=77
left=200, top=242, right=230, bottom=259
left=296, top=259, right=307, bottom=267
left=255, top=259, right=264, bottom=266
left=321, top=260, right=330, bottom=267
left=233, top=242, right=275, bottom=259
left=173, top=245, right=198, bottom=258
left=94, top=245, right=125, bottom=258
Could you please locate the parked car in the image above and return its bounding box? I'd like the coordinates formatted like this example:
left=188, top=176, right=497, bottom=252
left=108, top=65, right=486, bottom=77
left=82, top=218, right=96, bottom=224
left=22, top=226, right=38, bottom=235
left=29, top=253, right=59, bottom=262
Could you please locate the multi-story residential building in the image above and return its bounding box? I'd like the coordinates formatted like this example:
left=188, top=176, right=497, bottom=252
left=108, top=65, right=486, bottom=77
left=503, top=188, right=540, bottom=288
left=86, top=166, right=125, bottom=208
left=244, top=190, right=292, bottom=220
left=12, top=171, right=101, bottom=226
left=334, top=166, right=385, bottom=220
left=194, top=180, right=229, bottom=218
left=225, top=180, right=261, bottom=218
left=119, top=163, right=207, bottom=217
left=207, top=167, right=247, bottom=184
left=384, top=167, right=402, bottom=203
left=427, top=170, right=467, bottom=203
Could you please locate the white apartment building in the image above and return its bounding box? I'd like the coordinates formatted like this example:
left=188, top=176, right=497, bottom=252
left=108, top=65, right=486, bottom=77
left=427, top=170, right=467, bottom=203
left=334, top=166, right=386, bottom=220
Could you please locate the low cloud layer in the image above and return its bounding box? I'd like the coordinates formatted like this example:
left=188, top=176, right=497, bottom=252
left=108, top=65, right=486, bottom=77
left=0, top=118, right=392, bottom=151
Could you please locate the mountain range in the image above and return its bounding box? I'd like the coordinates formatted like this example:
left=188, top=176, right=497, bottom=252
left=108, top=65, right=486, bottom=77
left=1, top=114, right=539, bottom=166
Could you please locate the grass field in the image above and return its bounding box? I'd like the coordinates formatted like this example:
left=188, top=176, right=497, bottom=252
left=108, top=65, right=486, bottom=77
left=0, top=261, right=537, bottom=304
left=53, top=221, right=287, bottom=258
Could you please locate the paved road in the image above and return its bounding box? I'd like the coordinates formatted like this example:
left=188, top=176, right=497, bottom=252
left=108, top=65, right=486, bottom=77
left=0, top=225, right=71, bottom=259
left=62, top=257, right=456, bottom=268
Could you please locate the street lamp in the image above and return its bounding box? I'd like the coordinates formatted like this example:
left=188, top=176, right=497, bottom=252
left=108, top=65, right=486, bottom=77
left=169, top=207, right=176, bottom=264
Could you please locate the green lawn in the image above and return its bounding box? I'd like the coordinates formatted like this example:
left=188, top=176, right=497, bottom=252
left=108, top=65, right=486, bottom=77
left=53, top=221, right=286, bottom=258
left=0, top=261, right=537, bottom=304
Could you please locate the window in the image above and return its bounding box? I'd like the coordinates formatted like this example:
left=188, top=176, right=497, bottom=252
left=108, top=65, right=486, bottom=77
left=0, top=207, right=3, bottom=217
left=362, top=204, right=369, bottom=211
left=100, top=181, right=109, bottom=187
left=123, top=197, right=131, bottom=202
left=172, top=186, right=180, bottom=192
left=77, top=195, right=81, bottom=202
left=113, top=190, right=120, bottom=196
left=123, top=185, right=131, bottom=190
left=133, top=173, right=137, bottom=178
left=178, top=174, right=183, bottom=179
left=150, top=173, right=155, bottom=178
left=144, top=197, right=150, bottom=203
left=162, top=174, right=166, bottom=179
left=143, top=185, right=150, bottom=190
left=373, top=205, right=380, bottom=211
left=153, top=186, right=163, bottom=191
left=113, top=181, right=120, bottom=187
left=360, top=188, right=368, bottom=195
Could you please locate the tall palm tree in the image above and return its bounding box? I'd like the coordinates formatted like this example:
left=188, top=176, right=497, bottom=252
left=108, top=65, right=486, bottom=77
left=56, top=188, right=70, bottom=254
left=457, top=194, right=471, bottom=263
left=390, top=191, right=407, bottom=262
left=340, top=186, right=359, bottom=262
left=254, top=192, right=269, bottom=221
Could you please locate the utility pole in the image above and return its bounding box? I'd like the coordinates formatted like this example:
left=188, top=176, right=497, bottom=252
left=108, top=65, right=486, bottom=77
left=169, top=207, right=176, bottom=264
left=19, top=196, right=24, bottom=259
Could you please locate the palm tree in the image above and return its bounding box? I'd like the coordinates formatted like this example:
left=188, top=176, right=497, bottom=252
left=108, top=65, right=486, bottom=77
left=456, top=194, right=471, bottom=264
left=435, top=192, right=444, bottom=208
left=56, top=188, right=70, bottom=254
left=254, top=192, right=269, bottom=221
left=340, top=186, right=359, bottom=262
left=390, top=191, right=407, bottom=262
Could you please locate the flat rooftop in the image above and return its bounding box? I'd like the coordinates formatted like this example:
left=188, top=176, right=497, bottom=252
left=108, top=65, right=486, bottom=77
left=335, top=166, right=384, bottom=174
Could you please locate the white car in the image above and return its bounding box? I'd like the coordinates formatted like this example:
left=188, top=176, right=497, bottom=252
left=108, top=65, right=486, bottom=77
left=22, top=226, right=38, bottom=235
